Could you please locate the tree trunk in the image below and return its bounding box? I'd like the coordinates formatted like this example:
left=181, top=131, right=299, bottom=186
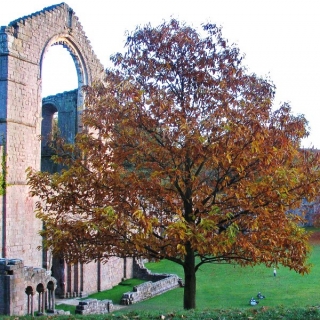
left=183, top=242, right=196, bottom=309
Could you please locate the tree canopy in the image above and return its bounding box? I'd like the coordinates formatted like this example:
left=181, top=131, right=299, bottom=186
left=28, top=19, right=320, bottom=309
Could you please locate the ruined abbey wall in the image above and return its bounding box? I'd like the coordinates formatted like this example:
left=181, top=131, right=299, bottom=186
left=41, top=90, right=78, bottom=172
left=0, top=258, right=57, bottom=316
left=52, top=257, right=134, bottom=299
left=0, top=3, right=137, bottom=316
left=0, top=3, right=104, bottom=267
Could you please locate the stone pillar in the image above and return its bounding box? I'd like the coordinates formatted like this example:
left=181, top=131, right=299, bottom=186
left=0, top=259, right=25, bottom=316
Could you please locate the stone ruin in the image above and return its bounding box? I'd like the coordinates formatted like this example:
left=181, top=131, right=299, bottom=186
left=119, top=259, right=183, bottom=305
left=0, top=4, right=182, bottom=315
left=75, top=299, right=114, bottom=316
left=1, top=1, right=318, bottom=315
left=120, top=273, right=183, bottom=305
left=73, top=260, right=183, bottom=315
left=0, top=2, right=103, bottom=269
left=0, top=258, right=57, bottom=316
left=0, top=3, right=135, bottom=316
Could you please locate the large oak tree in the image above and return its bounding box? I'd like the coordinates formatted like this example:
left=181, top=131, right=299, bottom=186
left=28, top=20, right=320, bottom=309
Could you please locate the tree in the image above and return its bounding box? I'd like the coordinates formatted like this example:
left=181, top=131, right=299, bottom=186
left=27, top=20, right=320, bottom=309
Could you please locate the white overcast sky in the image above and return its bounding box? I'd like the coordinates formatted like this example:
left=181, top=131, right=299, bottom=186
left=1, top=1, right=319, bottom=148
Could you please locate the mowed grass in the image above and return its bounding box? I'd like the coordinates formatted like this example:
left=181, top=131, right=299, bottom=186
left=55, top=278, right=145, bottom=313
left=115, top=245, right=320, bottom=313
left=87, top=278, right=145, bottom=303
left=56, top=232, right=320, bottom=315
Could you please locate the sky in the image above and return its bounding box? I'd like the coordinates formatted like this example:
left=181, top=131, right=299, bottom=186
left=1, top=0, right=319, bottom=148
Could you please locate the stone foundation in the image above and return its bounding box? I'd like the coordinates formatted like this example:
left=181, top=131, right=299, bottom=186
left=121, top=261, right=183, bottom=305
left=75, top=299, right=114, bottom=315
left=0, top=258, right=57, bottom=316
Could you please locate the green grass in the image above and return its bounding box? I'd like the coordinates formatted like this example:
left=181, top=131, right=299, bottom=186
left=57, top=246, right=320, bottom=313
left=55, top=278, right=145, bottom=315
left=113, top=245, right=320, bottom=313
left=86, top=278, right=145, bottom=303
left=6, top=242, right=320, bottom=319
left=6, top=307, right=320, bottom=320
left=51, top=237, right=320, bottom=318
left=55, top=303, right=75, bottom=313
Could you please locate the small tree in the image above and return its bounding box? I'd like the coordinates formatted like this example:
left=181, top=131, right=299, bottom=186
left=28, top=20, right=320, bottom=309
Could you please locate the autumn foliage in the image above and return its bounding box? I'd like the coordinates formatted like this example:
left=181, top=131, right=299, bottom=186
left=27, top=20, right=320, bottom=309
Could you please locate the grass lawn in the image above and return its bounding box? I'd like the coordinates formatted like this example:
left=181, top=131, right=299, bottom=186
left=55, top=278, right=145, bottom=314
left=86, top=278, right=145, bottom=303
left=113, top=245, right=320, bottom=314
left=57, top=247, right=320, bottom=313
left=56, top=229, right=320, bottom=316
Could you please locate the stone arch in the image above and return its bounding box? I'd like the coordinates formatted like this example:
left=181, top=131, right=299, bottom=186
left=40, top=33, right=90, bottom=114
left=40, top=34, right=90, bottom=86
left=41, top=103, right=58, bottom=148
left=0, top=6, right=134, bottom=314
left=36, top=283, right=45, bottom=315
left=0, top=3, right=104, bottom=267
left=41, top=101, right=59, bottom=176
left=36, top=283, right=45, bottom=293
left=46, top=281, right=55, bottom=312
left=25, top=286, right=34, bottom=316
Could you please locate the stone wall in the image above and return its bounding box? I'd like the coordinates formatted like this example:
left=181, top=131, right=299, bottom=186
left=42, top=90, right=78, bottom=145
left=120, top=275, right=182, bottom=305
left=0, top=4, right=138, bottom=316
left=81, top=257, right=133, bottom=297
left=0, top=3, right=144, bottom=316
left=0, top=258, right=57, bottom=316
left=41, top=90, right=78, bottom=173
left=52, top=256, right=134, bottom=299
left=0, top=2, right=104, bottom=267
left=75, top=299, right=114, bottom=315
left=121, top=261, right=183, bottom=305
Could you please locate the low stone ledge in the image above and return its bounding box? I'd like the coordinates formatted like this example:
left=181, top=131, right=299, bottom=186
left=54, top=309, right=71, bottom=315
left=120, top=274, right=183, bottom=305
left=75, top=299, right=114, bottom=315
